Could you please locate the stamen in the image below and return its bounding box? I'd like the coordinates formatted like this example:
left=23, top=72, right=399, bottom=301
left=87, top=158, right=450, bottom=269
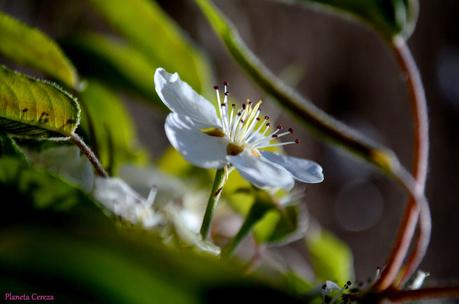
left=288, top=127, right=294, bottom=133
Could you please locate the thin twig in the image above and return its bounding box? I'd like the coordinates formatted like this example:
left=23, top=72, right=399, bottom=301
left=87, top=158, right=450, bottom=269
left=373, top=36, right=430, bottom=291
left=70, top=133, right=108, bottom=178
left=383, top=286, right=459, bottom=303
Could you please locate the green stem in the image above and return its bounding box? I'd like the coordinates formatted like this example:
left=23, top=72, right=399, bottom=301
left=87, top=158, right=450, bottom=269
left=200, top=167, right=228, bottom=240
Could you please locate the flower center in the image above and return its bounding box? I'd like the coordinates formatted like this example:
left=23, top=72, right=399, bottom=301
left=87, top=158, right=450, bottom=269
left=206, top=82, right=300, bottom=156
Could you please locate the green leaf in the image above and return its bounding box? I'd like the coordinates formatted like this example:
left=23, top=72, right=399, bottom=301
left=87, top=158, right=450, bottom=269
left=79, top=80, right=148, bottom=174
left=0, top=65, right=80, bottom=140
left=90, top=0, right=211, bottom=93
left=0, top=157, right=91, bottom=210
left=0, top=158, right=302, bottom=303
left=64, top=33, right=159, bottom=103
left=0, top=11, right=78, bottom=88
left=276, top=0, right=418, bottom=39
left=0, top=131, right=26, bottom=161
left=306, top=230, right=354, bottom=286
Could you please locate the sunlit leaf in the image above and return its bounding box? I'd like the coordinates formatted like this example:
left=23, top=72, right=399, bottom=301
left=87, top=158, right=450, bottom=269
left=0, top=65, right=80, bottom=140
left=0, top=11, right=78, bottom=88
left=79, top=80, right=147, bottom=174
left=90, top=0, right=211, bottom=93
left=306, top=230, right=354, bottom=286
left=274, top=0, right=418, bottom=39
left=64, top=33, right=159, bottom=102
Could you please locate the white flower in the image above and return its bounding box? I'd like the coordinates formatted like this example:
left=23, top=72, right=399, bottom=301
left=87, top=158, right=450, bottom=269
left=154, top=68, right=324, bottom=190
left=93, top=177, right=162, bottom=228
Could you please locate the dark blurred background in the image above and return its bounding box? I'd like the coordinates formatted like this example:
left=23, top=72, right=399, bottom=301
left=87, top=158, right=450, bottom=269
left=1, top=0, right=458, bottom=283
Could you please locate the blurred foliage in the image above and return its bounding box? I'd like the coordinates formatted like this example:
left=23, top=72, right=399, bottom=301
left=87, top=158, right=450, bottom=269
left=0, top=65, right=80, bottom=139
left=79, top=80, right=147, bottom=175
left=89, top=0, right=211, bottom=94
left=275, top=0, right=418, bottom=40
left=306, top=231, right=354, bottom=286
left=64, top=33, right=159, bottom=102
left=0, top=157, right=304, bottom=304
left=0, top=11, right=78, bottom=88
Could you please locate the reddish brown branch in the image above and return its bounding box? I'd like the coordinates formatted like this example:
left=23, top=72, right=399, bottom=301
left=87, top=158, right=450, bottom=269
left=373, top=36, right=430, bottom=291
left=70, top=133, right=108, bottom=178
left=383, top=287, right=459, bottom=303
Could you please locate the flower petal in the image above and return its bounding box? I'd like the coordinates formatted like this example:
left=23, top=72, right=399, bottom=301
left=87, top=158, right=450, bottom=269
left=261, top=152, right=324, bottom=184
left=227, top=150, right=294, bottom=190
left=165, top=113, right=227, bottom=168
left=155, top=68, right=221, bottom=127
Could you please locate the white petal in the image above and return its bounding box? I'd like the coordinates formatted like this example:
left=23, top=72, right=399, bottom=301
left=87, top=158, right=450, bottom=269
left=165, top=113, right=228, bottom=168
left=261, top=152, right=324, bottom=184
left=227, top=150, right=294, bottom=190
left=93, top=177, right=162, bottom=228
left=154, top=68, right=221, bottom=127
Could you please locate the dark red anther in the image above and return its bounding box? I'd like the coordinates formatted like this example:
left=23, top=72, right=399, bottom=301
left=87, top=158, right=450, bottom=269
left=224, top=92, right=229, bottom=96
left=294, top=139, right=300, bottom=144
left=264, top=115, right=270, bottom=120
left=272, top=134, right=278, bottom=138
left=288, top=127, right=294, bottom=133
left=242, top=104, right=246, bottom=109
left=223, top=81, right=228, bottom=86
left=213, top=85, right=219, bottom=90
left=232, top=103, right=236, bottom=107
left=266, top=123, right=271, bottom=127
left=221, top=103, right=226, bottom=107
left=256, top=117, right=261, bottom=121
left=276, top=124, right=282, bottom=130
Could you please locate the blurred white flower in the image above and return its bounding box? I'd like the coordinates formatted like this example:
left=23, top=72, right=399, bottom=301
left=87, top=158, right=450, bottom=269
left=94, top=177, right=162, bottom=228
left=154, top=68, right=324, bottom=190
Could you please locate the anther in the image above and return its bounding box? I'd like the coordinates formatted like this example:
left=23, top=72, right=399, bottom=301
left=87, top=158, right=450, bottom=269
left=276, top=124, right=282, bottom=130
left=221, top=103, right=226, bottom=107
left=256, top=117, right=261, bottom=121
left=294, top=139, right=300, bottom=144
left=213, top=85, right=219, bottom=90
left=224, top=92, right=229, bottom=96
left=288, top=127, right=294, bottom=133
left=266, top=123, right=270, bottom=127
left=272, top=134, right=278, bottom=138
left=242, top=104, right=246, bottom=110
left=232, top=104, right=236, bottom=107
left=264, top=115, right=270, bottom=120
left=223, top=81, right=228, bottom=86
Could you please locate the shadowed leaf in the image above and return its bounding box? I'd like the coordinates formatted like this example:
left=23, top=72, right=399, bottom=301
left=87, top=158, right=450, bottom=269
left=0, top=11, right=78, bottom=88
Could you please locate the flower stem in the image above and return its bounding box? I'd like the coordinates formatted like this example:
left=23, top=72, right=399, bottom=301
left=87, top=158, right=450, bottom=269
left=70, top=133, right=108, bottom=178
left=373, top=36, right=430, bottom=291
left=200, top=166, right=228, bottom=240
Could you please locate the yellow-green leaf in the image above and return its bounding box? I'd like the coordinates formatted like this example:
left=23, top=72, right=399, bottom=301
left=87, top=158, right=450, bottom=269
left=306, top=230, right=354, bottom=286
left=0, top=65, right=80, bottom=140
left=90, top=0, right=211, bottom=93
left=0, top=11, right=78, bottom=88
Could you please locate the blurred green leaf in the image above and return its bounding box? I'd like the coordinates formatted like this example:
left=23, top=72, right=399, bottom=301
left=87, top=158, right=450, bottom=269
left=0, top=11, right=78, bottom=88
left=0, top=158, right=302, bottom=303
left=90, top=0, right=211, bottom=93
left=64, top=33, right=159, bottom=102
left=276, top=0, right=418, bottom=40
left=79, top=80, right=148, bottom=174
left=194, top=0, right=398, bottom=175
left=0, top=65, right=80, bottom=140
left=0, top=131, right=26, bottom=161
left=306, top=230, right=354, bottom=286
left=0, top=157, right=91, bottom=210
